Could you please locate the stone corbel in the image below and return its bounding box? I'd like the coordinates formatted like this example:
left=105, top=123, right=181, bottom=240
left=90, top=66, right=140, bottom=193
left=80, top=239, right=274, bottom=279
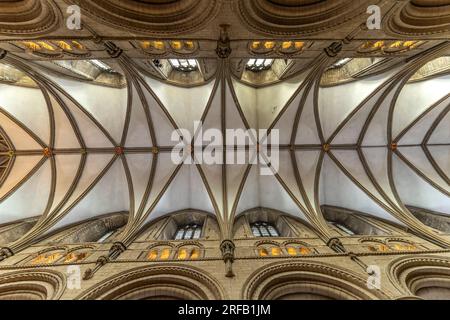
left=0, top=247, right=13, bottom=262
left=220, top=239, right=235, bottom=277
left=105, top=41, right=123, bottom=59
left=83, top=242, right=127, bottom=280
left=216, top=24, right=232, bottom=59
left=327, top=237, right=347, bottom=253
left=324, top=41, right=343, bottom=57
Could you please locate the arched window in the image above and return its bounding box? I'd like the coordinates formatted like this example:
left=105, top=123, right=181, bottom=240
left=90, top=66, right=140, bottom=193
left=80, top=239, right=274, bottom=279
left=97, top=230, right=116, bottom=243
left=169, top=59, right=198, bottom=72
left=328, top=221, right=355, bottom=235
left=251, top=221, right=279, bottom=237
left=246, top=58, right=273, bottom=72
left=174, top=224, right=202, bottom=240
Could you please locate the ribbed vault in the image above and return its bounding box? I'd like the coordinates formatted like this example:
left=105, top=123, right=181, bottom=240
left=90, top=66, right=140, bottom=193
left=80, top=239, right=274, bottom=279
left=0, top=42, right=449, bottom=263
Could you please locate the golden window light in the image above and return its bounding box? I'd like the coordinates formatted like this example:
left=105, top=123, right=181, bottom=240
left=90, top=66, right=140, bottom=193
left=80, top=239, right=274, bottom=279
left=147, top=249, right=158, bottom=260
left=55, top=41, right=72, bottom=51
left=22, top=41, right=41, bottom=51
left=287, top=247, right=297, bottom=256
left=184, top=41, right=195, bottom=50
left=282, top=41, right=292, bottom=49
left=71, top=41, right=84, bottom=50
left=299, top=247, right=312, bottom=255
left=140, top=41, right=151, bottom=50
left=389, top=41, right=403, bottom=49
left=251, top=41, right=261, bottom=50
left=294, top=41, right=304, bottom=50
left=64, top=252, right=87, bottom=263
left=160, top=248, right=171, bottom=260
left=258, top=248, right=268, bottom=257
left=271, top=247, right=281, bottom=256
left=171, top=41, right=182, bottom=50
left=190, top=248, right=200, bottom=259
left=177, top=249, right=188, bottom=260
left=31, top=252, right=63, bottom=265
left=264, top=41, right=275, bottom=49
left=373, top=41, right=384, bottom=48
left=37, top=41, right=55, bottom=51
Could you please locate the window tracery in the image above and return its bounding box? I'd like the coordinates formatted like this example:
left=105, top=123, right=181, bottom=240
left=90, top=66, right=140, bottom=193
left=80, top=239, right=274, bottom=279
left=246, top=59, right=274, bottom=72
left=146, top=246, right=173, bottom=261
left=257, top=242, right=315, bottom=258
left=174, top=224, right=202, bottom=240
left=358, top=40, right=423, bottom=54
left=28, top=249, right=90, bottom=265
left=169, top=59, right=198, bottom=72
left=251, top=221, right=280, bottom=237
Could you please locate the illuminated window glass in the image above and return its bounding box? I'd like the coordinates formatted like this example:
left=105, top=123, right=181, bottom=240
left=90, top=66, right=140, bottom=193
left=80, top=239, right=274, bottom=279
left=174, top=224, right=202, bottom=240
left=271, top=247, right=281, bottom=256
left=169, top=59, right=198, bottom=72
left=246, top=59, right=274, bottom=72
left=90, top=59, right=112, bottom=72
left=287, top=247, right=297, bottom=256
left=177, top=249, right=188, bottom=260
left=329, top=222, right=355, bottom=235
left=251, top=222, right=279, bottom=237
left=64, top=252, right=88, bottom=263
left=392, top=243, right=416, bottom=251
left=31, top=252, right=63, bottom=265
left=97, top=230, right=115, bottom=243
left=258, top=248, right=269, bottom=257
left=147, top=249, right=158, bottom=260
left=160, top=248, right=171, bottom=260
left=190, top=248, right=200, bottom=259
left=299, top=247, right=312, bottom=255
left=328, top=58, right=352, bottom=70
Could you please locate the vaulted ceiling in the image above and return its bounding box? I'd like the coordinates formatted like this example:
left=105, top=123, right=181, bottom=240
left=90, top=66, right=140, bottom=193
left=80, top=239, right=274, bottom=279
left=0, top=0, right=449, bottom=256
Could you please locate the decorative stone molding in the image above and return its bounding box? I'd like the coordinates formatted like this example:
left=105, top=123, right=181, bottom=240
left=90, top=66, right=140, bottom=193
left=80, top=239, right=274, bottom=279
left=388, top=255, right=450, bottom=297
left=73, top=0, right=219, bottom=35
left=386, top=0, right=450, bottom=36
left=0, top=0, right=60, bottom=35
left=78, top=264, right=226, bottom=300
left=0, top=269, right=65, bottom=300
left=237, top=0, right=378, bottom=36
left=243, top=260, right=390, bottom=300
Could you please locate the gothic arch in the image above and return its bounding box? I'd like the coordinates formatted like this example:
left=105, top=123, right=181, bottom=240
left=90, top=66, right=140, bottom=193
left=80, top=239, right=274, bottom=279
left=243, top=261, right=390, bottom=300
left=77, top=264, right=226, bottom=300
left=388, top=255, right=450, bottom=299
left=0, top=269, right=65, bottom=300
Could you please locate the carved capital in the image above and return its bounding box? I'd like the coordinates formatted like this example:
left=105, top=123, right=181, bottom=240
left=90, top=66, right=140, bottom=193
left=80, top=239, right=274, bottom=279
left=105, top=41, right=123, bottom=59
left=0, top=50, right=7, bottom=60
left=110, top=242, right=127, bottom=255
left=0, top=247, right=14, bottom=261
left=327, top=237, right=346, bottom=253
left=324, top=41, right=343, bottom=57
left=220, top=239, right=235, bottom=277
left=216, top=24, right=232, bottom=59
